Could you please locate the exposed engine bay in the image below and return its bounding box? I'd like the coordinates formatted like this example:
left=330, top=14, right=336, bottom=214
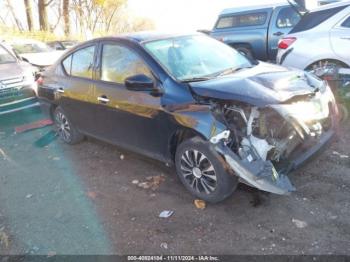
left=209, top=90, right=336, bottom=195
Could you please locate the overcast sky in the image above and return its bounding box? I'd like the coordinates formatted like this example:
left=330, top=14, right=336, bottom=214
left=0, top=0, right=321, bottom=34
left=128, top=0, right=312, bottom=31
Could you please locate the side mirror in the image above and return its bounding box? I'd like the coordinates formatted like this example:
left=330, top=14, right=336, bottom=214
left=125, top=74, right=163, bottom=97
left=21, top=56, right=29, bottom=63
left=125, top=74, right=154, bottom=91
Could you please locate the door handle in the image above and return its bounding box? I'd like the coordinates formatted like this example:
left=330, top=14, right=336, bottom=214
left=97, top=95, right=110, bottom=103
left=56, top=87, right=64, bottom=93
left=340, top=37, right=350, bottom=40
left=273, top=31, right=284, bottom=36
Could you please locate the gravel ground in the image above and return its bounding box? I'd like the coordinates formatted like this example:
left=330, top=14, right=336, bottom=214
left=0, top=108, right=349, bottom=255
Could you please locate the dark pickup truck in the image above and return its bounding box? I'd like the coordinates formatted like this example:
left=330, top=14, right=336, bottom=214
left=210, top=3, right=301, bottom=61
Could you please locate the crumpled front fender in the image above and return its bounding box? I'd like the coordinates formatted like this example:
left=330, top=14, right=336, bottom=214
left=171, top=104, right=228, bottom=140
left=215, top=140, right=295, bottom=195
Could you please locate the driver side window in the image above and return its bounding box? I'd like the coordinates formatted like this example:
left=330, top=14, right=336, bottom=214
left=101, top=44, right=152, bottom=84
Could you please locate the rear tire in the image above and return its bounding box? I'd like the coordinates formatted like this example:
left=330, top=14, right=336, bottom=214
left=175, top=137, right=238, bottom=203
left=53, top=106, right=84, bottom=145
left=339, top=103, right=349, bottom=123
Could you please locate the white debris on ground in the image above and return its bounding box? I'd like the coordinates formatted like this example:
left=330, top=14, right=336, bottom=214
left=160, top=242, right=168, bottom=249
left=292, top=218, right=308, bottom=228
left=332, top=151, right=349, bottom=159
left=159, top=210, right=174, bottom=218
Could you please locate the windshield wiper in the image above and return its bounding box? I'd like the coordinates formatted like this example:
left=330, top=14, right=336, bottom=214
left=181, top=76, right=214, bottom=83
left=181, top=66, right=252, bottom=82
left=213, top=66, right=250, bottom=77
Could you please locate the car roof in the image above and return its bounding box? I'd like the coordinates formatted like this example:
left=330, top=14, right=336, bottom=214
left=220, top=2, right=288, bottom=16
left=96, top=31, right=200, bottom=43
left=310, top=1, right=350, bottom=12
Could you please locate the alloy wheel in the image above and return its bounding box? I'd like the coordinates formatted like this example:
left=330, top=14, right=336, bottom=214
left=55, top=111, right=71, bottom=142
left=180, top=149, right=217, bottom=194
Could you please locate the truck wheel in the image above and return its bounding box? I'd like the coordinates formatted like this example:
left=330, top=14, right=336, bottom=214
left=175, top=137, right=238, bottom=203
left=235, top=46, right=254, bottom=60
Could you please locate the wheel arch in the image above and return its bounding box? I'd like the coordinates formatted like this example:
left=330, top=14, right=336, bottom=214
left=228, top=43, right=255, bottom=55
left=169, top=128, right=206, bottom=161
left=305, top=58, right=350, bottom=71
left=49, top=103, right=58, bottom=119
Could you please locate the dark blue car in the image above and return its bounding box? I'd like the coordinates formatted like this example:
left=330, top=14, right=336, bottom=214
left=38, top=32, right=338, bottom=202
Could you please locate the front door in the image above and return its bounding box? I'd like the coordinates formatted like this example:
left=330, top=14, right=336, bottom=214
left=91, top=42, right=165, bottom=159
left=330, top=15, right=350, bottom=64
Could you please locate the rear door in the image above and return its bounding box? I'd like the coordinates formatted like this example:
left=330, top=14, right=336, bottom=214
left=268, top=6, right=300, bottom=60
left=57, top=44, right=98, bottom=134
left=330, top=15, right=350, bottom=65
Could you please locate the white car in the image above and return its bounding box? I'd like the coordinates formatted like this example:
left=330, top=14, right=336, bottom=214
left=9, top=39, right=64, bottom=68
left=276, top=2, right=350, bottom=74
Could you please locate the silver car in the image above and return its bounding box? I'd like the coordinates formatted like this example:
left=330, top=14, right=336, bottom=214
left=277, top=2, right=350, bottom=73
left=0, top=43, right=38, bottom=115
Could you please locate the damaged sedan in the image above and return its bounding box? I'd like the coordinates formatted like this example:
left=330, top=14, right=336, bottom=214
left=37, top=33, right=339, bottom=202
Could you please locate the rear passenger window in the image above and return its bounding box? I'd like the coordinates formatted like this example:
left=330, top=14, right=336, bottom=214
left=341, top=17, right=350, bottom=28
left=62, top=55, right=72, bottom=75
left=68, top=45, right=95, bottom=78
left=100, top=44, right=151, bottom=84
left=276, top=7, right=300, bottom=28
left=216, top=12, right=267, bottom=29
left=290, top=5, right=348, bottom=33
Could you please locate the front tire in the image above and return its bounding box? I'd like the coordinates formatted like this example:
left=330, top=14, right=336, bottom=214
left=175, top=137, right=238, bottom=203
left=53, top=106, right=84, bottom=145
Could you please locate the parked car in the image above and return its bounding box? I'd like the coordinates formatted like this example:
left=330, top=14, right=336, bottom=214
left=210, top=3, right=302, bottom=61
left=38, top=32, right=338, bottom=202
left=10, top=39, right=64, bottom=69
left=0, top=42, right=38, bottom=116
left=47, top=40, right=78, bottom=50
left=276, top=2, right=350, bottom=74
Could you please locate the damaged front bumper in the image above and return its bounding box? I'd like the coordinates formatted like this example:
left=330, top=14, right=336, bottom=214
left=210, top=101, right=338, bottom=195
left=216, top=141, right=295, bottom=195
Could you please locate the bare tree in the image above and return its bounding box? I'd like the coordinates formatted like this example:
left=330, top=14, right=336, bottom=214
left=24, top=0, right=34, bottom=31
left=5, top=0, right=24, bottom=31
left=63, top=0, right=70, bottom=35
left=38, top=0, right=54, bottom=31
left=71, top=0, right=126, bottom=35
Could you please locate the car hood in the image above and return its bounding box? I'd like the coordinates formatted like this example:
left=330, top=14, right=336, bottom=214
left=189, top=62, right=323, bottom=107
left=19, top=51, right=64, bottom=67
left=0, top=62, right=24, bottom=80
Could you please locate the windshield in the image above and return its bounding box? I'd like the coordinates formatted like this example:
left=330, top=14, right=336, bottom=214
left=12, top=41, right=53, bottom=54
left=0, top=45, right=16, bottom=64
left=144, top=35, right=252, bottom=81
left=62, top=41, right=77, bottom=48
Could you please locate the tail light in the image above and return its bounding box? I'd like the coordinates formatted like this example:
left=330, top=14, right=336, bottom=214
left=278, top=37, right=296, bottom=49
left=36, top=76, right=44, bottom=85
